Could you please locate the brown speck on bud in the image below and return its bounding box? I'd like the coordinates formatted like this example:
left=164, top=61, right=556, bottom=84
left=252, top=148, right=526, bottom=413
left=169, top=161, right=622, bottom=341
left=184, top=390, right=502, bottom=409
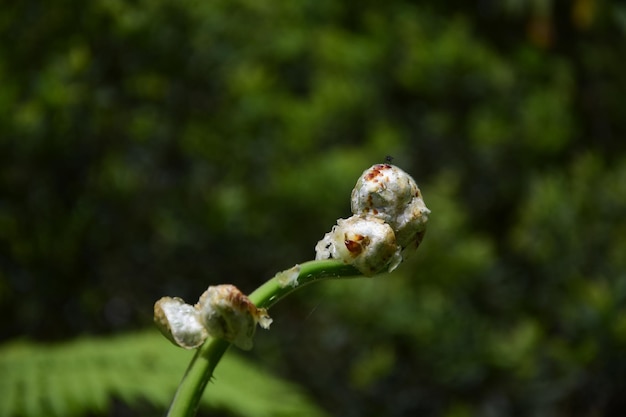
left=344, top=234, right=370, bottom=256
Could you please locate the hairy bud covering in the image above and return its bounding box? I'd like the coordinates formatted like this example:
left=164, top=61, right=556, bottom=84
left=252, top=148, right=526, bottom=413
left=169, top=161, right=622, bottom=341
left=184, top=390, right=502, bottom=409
left=316, top=163, right=429, bottom=274
left=315, top=215, right=402, bottom=276
left=196, top=285, right=272, bottom=350
left=154, top=297, right=208, bottom=349
left=351, top=164, right=430, bottom=251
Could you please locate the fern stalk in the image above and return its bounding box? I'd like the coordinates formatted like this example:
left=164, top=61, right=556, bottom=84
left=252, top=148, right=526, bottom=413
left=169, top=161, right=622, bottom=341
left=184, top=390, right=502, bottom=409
left=166, top=259, right=360, bottom=417
left=165, top=163, right=430, bottom=416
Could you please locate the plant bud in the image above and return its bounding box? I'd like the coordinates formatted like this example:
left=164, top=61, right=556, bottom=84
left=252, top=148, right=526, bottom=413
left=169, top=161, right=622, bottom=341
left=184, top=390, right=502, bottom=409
left=275, top=264, right=302, bottom=288
left=154, top=297, right=208, bottom=349
left=315, top=215, right=402, bottom=276
left=195, top=285, right=272, bottom=350
left=351, top=164, right=430, bottom=251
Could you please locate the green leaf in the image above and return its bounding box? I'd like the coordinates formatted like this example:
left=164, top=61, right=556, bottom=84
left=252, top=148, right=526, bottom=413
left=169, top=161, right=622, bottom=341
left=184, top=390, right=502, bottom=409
left=0, top=331, right=327, bottom=417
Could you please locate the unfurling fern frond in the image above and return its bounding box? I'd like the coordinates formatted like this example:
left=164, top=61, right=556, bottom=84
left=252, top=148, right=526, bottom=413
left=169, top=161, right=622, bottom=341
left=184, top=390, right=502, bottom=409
left=0, top=331, right=327, bottom=417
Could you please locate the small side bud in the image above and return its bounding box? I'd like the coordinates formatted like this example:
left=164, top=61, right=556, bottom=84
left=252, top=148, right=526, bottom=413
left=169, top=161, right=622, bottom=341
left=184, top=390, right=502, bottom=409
left=154, top=297, right=208, bottom=349
left=196, top=285, right=272, bottom=350
left=315, top=215, right=402, bottom=276
left=351, top=164, right=430, bottom=251
left=275, top=264, right=302, bottom=288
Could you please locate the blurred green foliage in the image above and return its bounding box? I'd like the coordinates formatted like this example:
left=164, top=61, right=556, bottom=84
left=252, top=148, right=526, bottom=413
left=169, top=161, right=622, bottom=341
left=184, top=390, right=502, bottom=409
left=1, top=0, right=626, bottom=416
left=0, top=331, right=326, bottom=417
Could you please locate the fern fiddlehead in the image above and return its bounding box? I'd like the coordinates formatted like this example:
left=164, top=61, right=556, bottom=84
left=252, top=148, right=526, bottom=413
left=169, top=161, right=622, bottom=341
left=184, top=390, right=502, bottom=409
left=158, top=164, right=430, bottom=417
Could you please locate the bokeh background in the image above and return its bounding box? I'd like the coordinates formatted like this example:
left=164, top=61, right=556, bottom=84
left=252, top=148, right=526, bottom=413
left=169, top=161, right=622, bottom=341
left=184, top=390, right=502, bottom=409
left=2, top=0, right=626, bottom=416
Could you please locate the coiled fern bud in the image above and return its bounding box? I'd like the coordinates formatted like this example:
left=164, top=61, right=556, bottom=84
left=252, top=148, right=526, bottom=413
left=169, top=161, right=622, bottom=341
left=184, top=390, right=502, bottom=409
left=316, top=163, right=430, bottom=275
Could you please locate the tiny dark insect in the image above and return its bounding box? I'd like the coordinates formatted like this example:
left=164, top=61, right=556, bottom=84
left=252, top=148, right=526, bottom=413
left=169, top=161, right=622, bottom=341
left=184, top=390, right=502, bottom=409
left=385, top=155, right=394, bottom=163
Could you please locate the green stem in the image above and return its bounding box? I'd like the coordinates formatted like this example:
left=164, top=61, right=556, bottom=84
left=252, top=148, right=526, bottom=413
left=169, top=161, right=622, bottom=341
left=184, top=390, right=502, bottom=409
left=165, top=259, right=361, bottom=417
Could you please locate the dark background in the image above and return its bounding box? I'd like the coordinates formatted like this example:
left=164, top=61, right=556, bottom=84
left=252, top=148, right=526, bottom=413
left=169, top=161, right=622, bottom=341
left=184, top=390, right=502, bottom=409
left=2, top=0, right=626, bottom=416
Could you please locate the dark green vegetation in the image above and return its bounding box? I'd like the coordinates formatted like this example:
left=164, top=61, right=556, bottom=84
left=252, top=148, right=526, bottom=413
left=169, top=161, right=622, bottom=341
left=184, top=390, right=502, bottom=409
left=0, top=331, right=326, bottom=417
left=2, top=0, right=626, bottom=416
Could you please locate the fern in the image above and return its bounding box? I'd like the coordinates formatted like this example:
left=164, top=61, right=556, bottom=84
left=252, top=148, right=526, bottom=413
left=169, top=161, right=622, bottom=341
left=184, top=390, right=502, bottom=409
left=0, top=331, right=327, bottom=417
